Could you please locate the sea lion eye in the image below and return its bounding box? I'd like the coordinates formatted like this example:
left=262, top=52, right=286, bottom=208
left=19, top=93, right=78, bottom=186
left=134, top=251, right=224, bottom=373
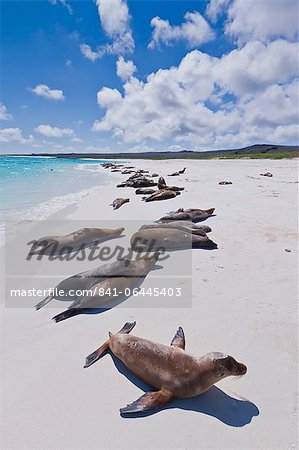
left=220, top=372, right=225, bottom=377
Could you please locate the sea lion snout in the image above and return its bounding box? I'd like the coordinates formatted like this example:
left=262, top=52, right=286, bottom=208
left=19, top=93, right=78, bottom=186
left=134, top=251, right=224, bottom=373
left=236, top=362, right=247, bottom=376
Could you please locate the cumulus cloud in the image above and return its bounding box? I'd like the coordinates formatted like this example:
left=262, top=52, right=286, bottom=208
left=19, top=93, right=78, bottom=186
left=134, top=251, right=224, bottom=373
left=149, top=11, right=215, bottom=48
left=35, top=124, right=74, bottom=138
left=206, top=0, right=298, bottom=44
left=30, top=84, right=65, bottom=101
left=116, top=56, right=136, bottom=80
left=0, top=103, right=12, bottom=121
left=0, top=128, right=33, bottom=143
left=206, top=0, right=230, bottom=22
left=92, top=39, right=299, bottom=147
left=80, top=0, right=134, bottom=61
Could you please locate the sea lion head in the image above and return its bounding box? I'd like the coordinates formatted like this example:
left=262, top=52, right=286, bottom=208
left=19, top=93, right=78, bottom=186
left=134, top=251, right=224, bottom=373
left=203, top=352, right=247, bottom=382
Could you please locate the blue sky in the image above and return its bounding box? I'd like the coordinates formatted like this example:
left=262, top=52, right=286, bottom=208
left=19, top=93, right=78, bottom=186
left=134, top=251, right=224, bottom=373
left=0, top=0, right=298, bottom=153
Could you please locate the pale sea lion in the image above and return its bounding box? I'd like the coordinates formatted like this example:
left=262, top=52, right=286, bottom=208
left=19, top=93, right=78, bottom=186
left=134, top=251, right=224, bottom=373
left=52, top=254, right=159, bottom=323
left=111, top=198, right=130, bottom=210
left=84, top=322, right=247, bottom=415
left=139, top=222, right=211, bottom=236
left=131, top=228, right=217, bottom=250
left=32, top=227, right=124, bottom=256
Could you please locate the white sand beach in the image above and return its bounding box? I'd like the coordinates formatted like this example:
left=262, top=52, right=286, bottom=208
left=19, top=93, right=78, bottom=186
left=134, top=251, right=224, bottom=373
left=0, top=158, right=298, bottom=449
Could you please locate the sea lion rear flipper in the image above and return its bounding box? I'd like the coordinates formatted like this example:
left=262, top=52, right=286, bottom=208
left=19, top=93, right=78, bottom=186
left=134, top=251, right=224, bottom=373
left=120, top=390, right=173, bottom=415
left=84, top=321, right=136, bottom=368
left=35, top=294, right=53, bottom=310
left=170, top=326, right=185, bottom=350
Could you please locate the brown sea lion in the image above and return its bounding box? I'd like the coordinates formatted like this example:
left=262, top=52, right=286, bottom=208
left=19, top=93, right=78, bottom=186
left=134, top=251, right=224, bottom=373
left=135, top=188, right=157, bottom=195
left=131, top=228, right=217, bottom=251
left=52, top=254, right=159, bottom=322
left=35, top=257, right=151, bottom=310
left=142, top=190, right=180, bottom=202
left=84, top=322, right=247, bottom=415
left=111, top=198, right=130, bottom=210
left=158, top=208, right=215, bottom=223
left=32, top=227, right=125, bottom=256
left=157, top=177, right=184, bottom=191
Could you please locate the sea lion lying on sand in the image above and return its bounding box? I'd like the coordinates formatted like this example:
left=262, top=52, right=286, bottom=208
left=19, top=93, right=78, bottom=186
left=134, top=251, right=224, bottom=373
left=158, top=177, right=184, bottom=191
left=168, top=167, right=186, bottom=176
left=142, top=190, right=180, bottom=202
left=139, top=221, right=211, bottom=236
left=35, top=257, right=152, bottom=310
left=219, top=181, right=233, bottom=185
left=135, top=188, right=157, bottom=195
left=32, top=227, right=124, bottom=256
left=52, top=254, right=159, bottom=323
left=111, top=198, right=130, bottom=210
left=158, top=208, right=215, bottom=223
left=131, top=228, right=217, bottom=251
left=84, top=322, right=247, bottom=415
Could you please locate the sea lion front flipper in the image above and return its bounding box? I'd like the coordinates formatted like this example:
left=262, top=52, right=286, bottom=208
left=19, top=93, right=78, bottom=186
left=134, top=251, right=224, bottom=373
left=120, top=390, right=173, bottom=415
left=170, top=326, right=185, bottom=350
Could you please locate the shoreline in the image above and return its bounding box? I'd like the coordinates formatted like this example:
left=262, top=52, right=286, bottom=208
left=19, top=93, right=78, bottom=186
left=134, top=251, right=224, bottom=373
left=1, top=158, right=298, bottom=449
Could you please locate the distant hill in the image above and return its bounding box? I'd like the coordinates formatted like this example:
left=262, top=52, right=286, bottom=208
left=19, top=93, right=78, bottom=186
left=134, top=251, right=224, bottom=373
left=6, top=144, right=299, bottom=160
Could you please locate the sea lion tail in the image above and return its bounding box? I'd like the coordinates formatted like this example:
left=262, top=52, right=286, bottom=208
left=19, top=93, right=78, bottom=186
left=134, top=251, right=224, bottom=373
left=35, top=294, right=53, bottom=310
left=84, top=321, right=136, bottom=368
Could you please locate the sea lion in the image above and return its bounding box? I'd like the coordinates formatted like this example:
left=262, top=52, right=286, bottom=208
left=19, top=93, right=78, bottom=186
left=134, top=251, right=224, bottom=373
left=135, top=188, right=157, bottom=195
left=139, top=222, right=211, bottom=236
left=157, top=177, right=184, bottom=192
left=111, top=198, right=130, bottom=210
left=168, top=168, right=186, bottom=176
left=130, top=228, right=217, bottom=251
left=151, top=173, right=159, bottom=177
left=32, top=227, right=124, bottom=256
left=260, top=172, right=273, bottom=177
left=142, top=190, right=180, bottom=202
left=35, top=257, right=150, bottom=310
left=158, top=208, right=215, bottom=223
left=51, top=254, right=159, bottom=323
left=84, top=322, right=247, bottom=415
left=219, top=181, right=233, bottom=185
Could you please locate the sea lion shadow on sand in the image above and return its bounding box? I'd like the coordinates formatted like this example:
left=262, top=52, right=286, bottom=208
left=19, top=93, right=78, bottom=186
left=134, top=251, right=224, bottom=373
left=76, top=265, right=164, bottom=317
left=112, top=355, right=259, bottom=426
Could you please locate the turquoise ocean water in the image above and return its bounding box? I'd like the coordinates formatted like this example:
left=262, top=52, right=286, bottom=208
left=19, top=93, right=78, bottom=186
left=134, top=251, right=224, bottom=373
left=0, top=156, right=115, bottom=221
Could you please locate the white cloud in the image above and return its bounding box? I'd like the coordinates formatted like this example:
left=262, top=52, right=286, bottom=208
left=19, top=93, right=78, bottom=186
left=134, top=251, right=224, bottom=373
left=206, top=0, right=298, bottom=45
left=0, top=103, right=12, bottom=121
left=80, top=0, right=134, bottom=61
left=206, top=0, right=230, bottom=22
left=92, top=39, right=299, bottom=147
left=79, top=44, right=105, bottom=62
left=149, top=11, right=215, bottom=49
left=71, top=137, right=83, bottom=143
left=35, top=124, right=74, bottom=138
left=65, top=59, right=72, bottom=67
left=30, top=84, right=65, bottom=101
left=0, top=128, right=33, bottom=143
left=49, top=0, right=72, bottom=15
left=116, top=56, right=136, bottom=80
